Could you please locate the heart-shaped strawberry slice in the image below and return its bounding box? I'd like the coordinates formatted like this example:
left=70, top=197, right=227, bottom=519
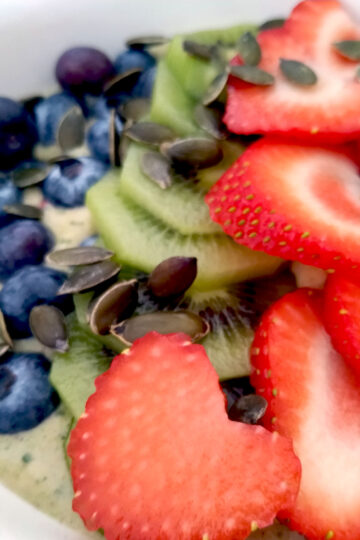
left=68, top=332, right=300, bottom=540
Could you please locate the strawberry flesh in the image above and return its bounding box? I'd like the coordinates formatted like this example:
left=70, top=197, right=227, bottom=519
left=251, top=289, right=360, bottom=540
left=205, top=138, right=360, bottom=277
left=225, top=0, right=360, bottom=142
left=68, top=332, right=300, bottom=540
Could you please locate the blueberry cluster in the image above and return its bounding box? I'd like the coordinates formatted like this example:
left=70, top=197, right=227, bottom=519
left=0, top=43, right=157, bottom=433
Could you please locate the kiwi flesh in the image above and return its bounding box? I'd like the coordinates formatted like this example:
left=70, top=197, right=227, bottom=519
left=86, top=174, right=283, bottom=290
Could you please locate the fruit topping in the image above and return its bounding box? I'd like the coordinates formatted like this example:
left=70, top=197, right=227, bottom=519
left=225, top=0, right=360, bottom=142
left=251, top=289, right=360, bottom=540
left=69, top=332, right=300, bottom=540
left=206, top=138, right=360, bottom=277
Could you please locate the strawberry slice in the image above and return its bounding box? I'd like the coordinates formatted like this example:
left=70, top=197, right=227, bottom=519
left=323, top=274, right=360, bottom=378
left=68, top=332, right=300, bottom=540
left=225, top=0, right=360, bottom=142
left=251, top=289, right=360, bottom=540
left=205, top=138, right=360, bottom=277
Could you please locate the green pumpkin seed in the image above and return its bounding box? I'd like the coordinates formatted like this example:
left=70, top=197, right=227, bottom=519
left=88, top=280, right=138, bottom=335
left=333, top=40, right=360, bottom=61
left=202, top=71, right=229, bottom=106
left=125, top=122, right=175, bottom=146
left=57, top=105, right=85, bottom=151
left=194, top=104, right=227, bottom=140
left=182, top=40, right=215, bottom=61
left=141, top=151, right=173, bottom=189
left=161, top=137, right=223, bottom=169
left=57, top=260, right=121, bottom=295
left=148, top=256, right=197, bottom=298
left=46, top=246, right=114, bottom=267
left=119, top=98, right=151, bottom=122
left=280, top=58, right=317, bottom=86
left=236, top=32, right=261, bottom=66
left=259, top=18, right=286, bottom=31
left=11, top=163, right=50, bottom=188
left=110, top=310, right=210, bottom=346
left=103, top=69, right=143, bottom=98
left=3, top=204, right=42, bottom=220
left=29, top=305, right=68, bottom=352
left=228, top=394, right=268, bottom=424
left=0, top=309, right=13, bottom=349
left=109, top=109, right=122, bottom=167
left=230, top=64, right=274, bottom=86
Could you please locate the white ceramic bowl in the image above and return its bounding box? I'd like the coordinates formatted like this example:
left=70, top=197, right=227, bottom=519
left=0, top=1, right=358, bottom=539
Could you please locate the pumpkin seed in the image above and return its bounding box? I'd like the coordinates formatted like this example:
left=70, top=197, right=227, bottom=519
left=333, top=40, right=360, bottom=61
left=110, top=310, right=210, bottom=346
left=148, top=256, right=197, bottom=298
left=46, top=246, right=114, bottom=267
left=118, top=131, right=131, bottom=165
left=126, top=35, right=169, bottom=49
left=193, top=104, right=227, bottom=140
left=182, top=40, right=215, bottom=61
left=228, top=394, right=268, bottom=424
left=109, top=109, right=122, bottom=167
left=161, top=137, right=223, bottom=169
left=119, top=98, right=151, bottom=122
left=0, top=343, right=10, bottom=358
left=141, top=151, right=173, bottom=189
left=88, top=280, right=138, bottom=335
left=11, top=162, right=50, bottom=188
left=29, top=305, right=68, bottom=352
left=57, top=260, right=121, bottom=295
left=3, top=203, right=42, bottom=220
left=0, top=309, right=13, bottom=348
left=125, top=122, right=175, bottom=146
left=259, top=18, right=286, bottom=31
left=356, top=65, right=360, bottom=80
left=47, top=155, right=74, bottom=165
left=56, top=105, right=85, bottom=151
left=230, top=64, right=274, bottom=85
left=279, top=58, right=317, bottom=86
left=236, top=32, right=261, bottom=66
left=103, top=69, right=142, bottom=99
left=202, top=71, right=229, bottom=106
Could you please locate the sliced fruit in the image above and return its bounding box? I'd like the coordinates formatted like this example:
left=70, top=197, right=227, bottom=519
left=206, top=138, right=360, bottom=277
left=323, top=274, right=360, bottom=378
left=166, top=24, right=256, bottom=100
left=225, top=0, right=360, bottom=142
left=150, top=60, right=198, bottom=136
left=87, top=174, right=283, bottom=290
left=251, top=289, right=360, bottom=540
left=50, top=316, right=113, bottom=420
left=69, top=332, right=300, bottom=540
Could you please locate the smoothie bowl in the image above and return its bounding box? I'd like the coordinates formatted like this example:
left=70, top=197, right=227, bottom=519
left=1, top=0, right=360, bottom=539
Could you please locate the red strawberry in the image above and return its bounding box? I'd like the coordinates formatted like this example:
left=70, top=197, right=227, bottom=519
left=225, top=0, right=360, bottom=142
left=205, top=138, right=360, bottom=277
left=68, top=332, right=300, bottom=540
left=323, top=274, right=360, bottom=378
left=251, top=289, right=360, bottom=540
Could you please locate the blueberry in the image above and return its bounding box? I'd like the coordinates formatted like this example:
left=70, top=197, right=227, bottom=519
left=0, top=265, right=68, bottom=338
left=34, top=92, right=78, bottom=146
left=114, top=49, right=155, bottom=74
left=43, top=157, right=108, bottom=207
left=133, top=66, right=157, bottom=98
left=86, top=119, right=110, bottom=163
left=0, top=97, right=38, bottom=171
left=0, top=219, right=53, bottom=280
left=0, top=353, right=59, bottom=434
left=79, top=95, right=109, bottom=119
left=0, top=174, right=21, bottom=224
left=56, top=47, right=114, bottom=96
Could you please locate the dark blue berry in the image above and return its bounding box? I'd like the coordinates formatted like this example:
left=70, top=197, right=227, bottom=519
left=114, top=49, right=155, bottom=74
left=0, top=219, right=53, bottom=280
left=0, top=353, right=59, bottom=434
left=133, top=66, right=157, bottom=98
left=0, top=265, right=68, bottom=338
left=86, top=118, right=110, bottom=163
left=79, top=95, right=109, bottom=119
left=0, top=97, right=38, bottom=171
left=56, top=47, right=114, bottom=96
left=0, top=174, right=21, bottom=224
left=43, top=157, right=108, bottom=207
left=34, top=92, right=78, bottom=146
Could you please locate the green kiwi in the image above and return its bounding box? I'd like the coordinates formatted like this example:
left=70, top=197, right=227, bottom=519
left=149, top=60, right=198, bottom=136
left=166, top=24, right=257, bottom=100
left=86, top=174, right=283, bottom=290
left=50, top=316, right=113, bottom=420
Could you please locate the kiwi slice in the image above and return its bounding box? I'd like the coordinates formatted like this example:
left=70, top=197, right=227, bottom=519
left=86, top=175, right=283, bottom=290
left=166, top=24, right=257, bottom=100
left=50, top=316, right=113, bottom=420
